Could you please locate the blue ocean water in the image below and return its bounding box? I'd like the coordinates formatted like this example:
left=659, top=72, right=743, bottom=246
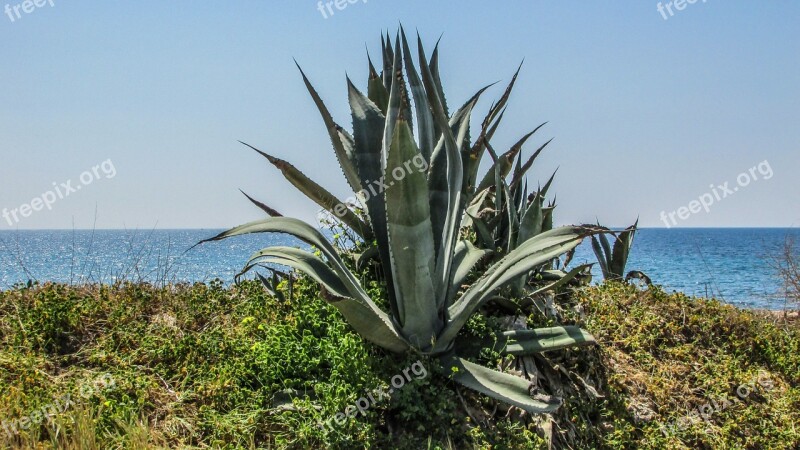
left=0, top=228, right=797, bottom=310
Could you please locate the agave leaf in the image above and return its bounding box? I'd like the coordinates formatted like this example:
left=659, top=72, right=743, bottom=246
left=425, top=36, right=451, bottom=146
left=611, top=220, right=638, bottom=279
left=528, top=263, right=593, bottom=295
left=336, top=125, right=357, bottom=162
left=469, top=62, right=523, bottom=164
left=201, top=219, right=360, bottom=299
left=427, top=85, right=490, bottom=265
left=434, top=95, right=490, bottom=300
left=539, top=170, right=558, bottom=200
left=518, top=193, right=544, bottom=245
left=595, top=230, right=614, bottom=279
left=491, top=228, right=587, bottom=286
left=484, top=61, right=523, bottom=133
left=418, top=35, right=467, bottom=306
left=355, top=245, right=380, bottom=271
left=200, top=219, right=353, bottom=289
left=400, top=28, right=436, bottom=163
left=239, top=190, right=282, bottom=217
left=428, top=36, right=449, bottom=118
left=514, top=140, right=523, bottom=174
left=198, top=218, right=410, bottom=352
left=435, top=227, right=590, bottom=351
left=496, top=326, right=596, bottom=356
left=471, top=214, right=495, bottom=250
left=517, top=179, right=530, bottom=219
left=542, top=205, right=554, bottom=234
left=241, top=141, right=372, bottom=240
left=506, top=190, right=544, bottom=294
left=385, top=118, right=440, bottom=349
left=500, top=172, right=518, bottom=254
left=295, top=63, right=363, bottom=195
left=484, top=141, right=502, bottom=210
left=537, top=269, right=571, bottom=281
left=509, top=133, right=551, bottom=189
left=484, top=142, right=513, bottom=250
left=464, top=107, right=504, bottom=197
left=464, top=107, right=506, bottom=198
left=242, top=246, right=350, bottom=299
left=590, top=235, right=611, bottom=279
left=474, top=145, right=520, bottom=195
left=441, top=353, right=562, bottom=414
left=326, top=294, right=410, bottom=353
left=451, top=86, right=492, bottom=153
left=461, top=188, right=490, bottom=228
left=381, top=33, right=392, bottom=91
left=347, top=78, right=386, bottom=196
left=347, top=79, right=399, bottom=318
left=599, top=232, right=612, bottom=266
left=511, top=152, right=525, bottom=216
left=255, top=270, right=284, bottom=302
left=393, top=34, right=414, bottom=134
left=448, top=240, right=492, bottom=302
left=367, top=54, right=390, bottom=114
left=382, top=35, right=405, bottom=169
left=484, top=107, right=507, bottom=147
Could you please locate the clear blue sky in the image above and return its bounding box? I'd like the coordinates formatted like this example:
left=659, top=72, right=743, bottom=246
left=1, top=1, right=798, bottom=230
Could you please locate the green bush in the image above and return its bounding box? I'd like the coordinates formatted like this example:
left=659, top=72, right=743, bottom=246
left=1, top=281, right=798, bottom=449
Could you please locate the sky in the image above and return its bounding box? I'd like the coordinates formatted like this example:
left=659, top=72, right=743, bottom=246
left=1, top=1, right=798, bottom=230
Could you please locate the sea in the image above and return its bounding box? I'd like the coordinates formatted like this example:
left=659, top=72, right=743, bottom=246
left=0, top=228, right=798, bottom=310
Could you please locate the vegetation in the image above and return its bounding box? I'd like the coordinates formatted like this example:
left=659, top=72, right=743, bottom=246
left=590, top=221, right=638, bottom=282
left=201, top=29, right=603, bottom=416
left=0, top=281, right=798, bottom=449
left=2, top=28, right=796, bottom=450
left=772, top=235, right=800, bottom=311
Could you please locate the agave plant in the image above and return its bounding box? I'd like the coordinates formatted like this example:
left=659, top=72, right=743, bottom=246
left=201, top=30, right=601, bottom=414
left=590, top=220, right=638, bottom=281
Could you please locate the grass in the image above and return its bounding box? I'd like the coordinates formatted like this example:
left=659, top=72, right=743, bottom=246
left=570, top=283, right=800, bottom=449
left=0, top=279, right=797, bottom=449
